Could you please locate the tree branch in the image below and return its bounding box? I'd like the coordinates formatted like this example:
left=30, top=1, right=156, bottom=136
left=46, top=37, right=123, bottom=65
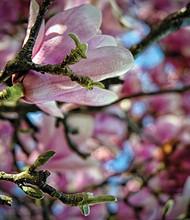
left=110, top=84, right=190, bottom=106
left=0, top=151, right=116, bottom=216
left=21, top=0, right=55, bottom=59
left=0, top=102, right=39, bottom=113
left=0, top=0, right=55, bottom=83
left=61, top=116, right=90, bottom=159
left=129, top=3, right=190, bottom=58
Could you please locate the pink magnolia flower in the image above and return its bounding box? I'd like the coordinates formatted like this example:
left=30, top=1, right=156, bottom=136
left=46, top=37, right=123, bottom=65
left=13, top=2, right=134, bottom=115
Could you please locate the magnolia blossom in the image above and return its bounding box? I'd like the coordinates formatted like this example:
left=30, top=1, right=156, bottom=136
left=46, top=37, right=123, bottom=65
left=13, top=1, right=134, bottom=116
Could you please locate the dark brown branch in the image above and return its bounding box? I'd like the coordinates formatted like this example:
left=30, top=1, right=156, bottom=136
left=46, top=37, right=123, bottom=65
left=21, top=0, right=55, bottom=59
left=0, top=165, right=116, bottom=215
left=129, top=3, right=190, bottom=58
left=0, top=0, right=54, bottom=83
left=61, top=116, right=90, bottom=159
left=110, top=84, right=190, bottom=106
left=0, top=103, right=40, bottom=113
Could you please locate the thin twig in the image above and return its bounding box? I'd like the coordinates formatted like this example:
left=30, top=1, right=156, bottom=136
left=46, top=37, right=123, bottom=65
left=108, top=84, right=190, bottom=106
left=62, top=116, right=90, bottom=159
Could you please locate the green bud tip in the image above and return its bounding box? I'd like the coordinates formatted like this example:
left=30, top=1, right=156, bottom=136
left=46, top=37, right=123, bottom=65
left=33, top=150, right=56, bottom=169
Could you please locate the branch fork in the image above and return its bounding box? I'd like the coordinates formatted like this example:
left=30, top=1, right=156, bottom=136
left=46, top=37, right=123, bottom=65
left=0, top=150, right=117, bottom=216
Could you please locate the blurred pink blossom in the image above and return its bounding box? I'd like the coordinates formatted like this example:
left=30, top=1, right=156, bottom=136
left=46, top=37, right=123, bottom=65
left=142, top=115, right=181, bottom=144
left=0, top=0, right=29, bottom=38
left=162, top=27, right=190, bottom=58
left=93, top=112, right=127, bottom=146
left=120, top=70, right=142, bottom=96
left=137, top=0, right=189, bottom=24
left=148, top=94, right=182, bottom=116
left=0, top=120, right=14, bottom=172
left=130, top=115, right=190, bottom=199
left=18, top=114, right=103, bottom=192
left=116, top=188, right=162, bottom=220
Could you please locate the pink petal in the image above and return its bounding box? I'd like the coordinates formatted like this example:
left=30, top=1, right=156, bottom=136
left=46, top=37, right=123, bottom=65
left=71, top=46, right=134, bottom=81
left=55, top=87, right=118, bottom=106
left=22, top=70, right=78, bottom=103
left=33, top=4, right=102, bottom=64
left=87, top=34, right=117, bottom=50
left=36, top=101, right=63, bottom=118
left=182, top=176, right=190, bottom=197
left=22, top=46, right=133, bottom=103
